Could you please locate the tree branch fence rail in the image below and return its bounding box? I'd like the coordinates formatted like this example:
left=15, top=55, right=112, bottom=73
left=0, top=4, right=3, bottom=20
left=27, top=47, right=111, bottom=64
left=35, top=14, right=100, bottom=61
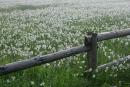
left=0, top=29, right=130, bottom=76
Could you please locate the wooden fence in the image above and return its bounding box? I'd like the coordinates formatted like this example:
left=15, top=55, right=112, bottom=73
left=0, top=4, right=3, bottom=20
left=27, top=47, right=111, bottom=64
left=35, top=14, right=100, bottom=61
left=0, top=29, right=130, bottom=76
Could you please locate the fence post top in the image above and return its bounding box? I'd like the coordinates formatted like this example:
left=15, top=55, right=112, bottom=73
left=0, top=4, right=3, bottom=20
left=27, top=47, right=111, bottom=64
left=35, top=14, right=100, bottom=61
left=84, top=32, right=97, bottom=46
left=86, top=32, right=97, bottom=36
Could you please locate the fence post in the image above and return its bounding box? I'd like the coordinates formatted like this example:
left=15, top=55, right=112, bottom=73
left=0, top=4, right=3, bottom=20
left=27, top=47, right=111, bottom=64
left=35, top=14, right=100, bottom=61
left=84, top=32, right=97, bottom=77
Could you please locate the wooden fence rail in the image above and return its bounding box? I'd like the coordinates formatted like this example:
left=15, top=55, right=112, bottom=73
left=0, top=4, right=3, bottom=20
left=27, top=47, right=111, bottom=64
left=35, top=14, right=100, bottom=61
left=0, top=29, right=130, bottom=75
left=97, top=55, right=130, bottom=70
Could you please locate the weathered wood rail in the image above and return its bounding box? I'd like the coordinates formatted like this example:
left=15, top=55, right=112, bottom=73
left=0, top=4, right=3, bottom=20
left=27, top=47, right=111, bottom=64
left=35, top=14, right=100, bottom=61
left=97, top=55, right=130, bottom=70
left=0, top=29, right=130, bottom=75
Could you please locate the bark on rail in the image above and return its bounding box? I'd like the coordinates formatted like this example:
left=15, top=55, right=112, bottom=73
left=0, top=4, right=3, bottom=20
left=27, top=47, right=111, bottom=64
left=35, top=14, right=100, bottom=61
left=0, top=46, right=88, bottom=75
left=97, top=28, right=130, bottom=41
left=0, top=29, right=130, bottom=75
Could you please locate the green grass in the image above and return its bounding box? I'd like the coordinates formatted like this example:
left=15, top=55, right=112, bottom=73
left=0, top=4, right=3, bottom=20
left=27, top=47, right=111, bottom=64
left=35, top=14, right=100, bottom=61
left=0, top=4, right=130, bottom=87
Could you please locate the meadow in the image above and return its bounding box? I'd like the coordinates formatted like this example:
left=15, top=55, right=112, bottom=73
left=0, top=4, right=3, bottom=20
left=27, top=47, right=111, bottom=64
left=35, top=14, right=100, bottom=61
left=0, top=0, right=130, bottom=87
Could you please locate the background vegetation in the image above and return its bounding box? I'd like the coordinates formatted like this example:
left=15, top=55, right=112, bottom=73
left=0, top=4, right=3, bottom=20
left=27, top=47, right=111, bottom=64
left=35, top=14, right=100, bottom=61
left=0, top=0, right=130, bottom=87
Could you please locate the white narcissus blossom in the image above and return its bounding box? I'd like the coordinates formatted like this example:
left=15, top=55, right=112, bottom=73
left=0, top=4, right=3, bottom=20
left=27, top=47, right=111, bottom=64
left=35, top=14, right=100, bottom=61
left=92, top=74, right=95, bottom=78
left=11, top=76, right=16, bottom=81
left=30, top=81, right=35, bottom=85
left=40, top=81, right=45, bottom=86
left=6, top=79, right=10, bottom=83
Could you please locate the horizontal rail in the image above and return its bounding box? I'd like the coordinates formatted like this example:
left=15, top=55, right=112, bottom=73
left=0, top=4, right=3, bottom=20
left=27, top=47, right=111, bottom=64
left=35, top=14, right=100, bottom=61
left=0, top=29, right=130, bottom=75
left=97, top=55, right=130, bottom=70
left=0, top=46, right=89, bottom=75
left=98, top=28, right=130, bottom=41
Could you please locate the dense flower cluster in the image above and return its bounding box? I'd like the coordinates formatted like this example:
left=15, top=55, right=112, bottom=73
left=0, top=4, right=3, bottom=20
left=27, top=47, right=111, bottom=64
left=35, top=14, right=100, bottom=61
left=0, top=0, right=130, bottom=86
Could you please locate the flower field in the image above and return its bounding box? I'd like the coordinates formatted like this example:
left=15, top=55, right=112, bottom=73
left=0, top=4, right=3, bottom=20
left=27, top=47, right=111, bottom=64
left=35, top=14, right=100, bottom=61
left=0, top=0, right=130, bottom=87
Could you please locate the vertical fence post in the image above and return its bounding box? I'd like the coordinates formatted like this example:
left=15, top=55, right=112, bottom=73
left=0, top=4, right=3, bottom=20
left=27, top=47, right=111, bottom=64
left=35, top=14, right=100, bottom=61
left=84, top=32, right=97, bottom=78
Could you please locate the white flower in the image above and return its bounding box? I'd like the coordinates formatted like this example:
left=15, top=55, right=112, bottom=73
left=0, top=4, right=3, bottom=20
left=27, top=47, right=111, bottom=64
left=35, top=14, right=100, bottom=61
left=30, top=81, right=35, bottom=85
left=95, top=69, right=99, bottom=73
left=113, top=74, right=117, bottom=77
left=125, top=42, right=129, bottom=46
left=105, top=67, right=109, bottom=72
left=81, top=61, right=85, bottom=64
left=108, top=56, right=111, bottom=60
left=40, top=81, right=45, bottom=86
left=79, top=66, right=83, bottom=69
left=6, top=79, right=10, bottom=83
left=92, top=74, right=95, bottom=78
left=88, top=68, right=92, bottom=72
left=46, top=63, right=50, bottom=66
left=11, top=76, right=16, bottom=81
left=111, top=86, right=117, bottom=87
